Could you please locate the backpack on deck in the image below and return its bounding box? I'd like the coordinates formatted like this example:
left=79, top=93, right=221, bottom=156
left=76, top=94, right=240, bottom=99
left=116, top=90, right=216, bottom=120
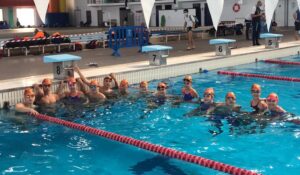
left=86, top=40, right=98, bottom=49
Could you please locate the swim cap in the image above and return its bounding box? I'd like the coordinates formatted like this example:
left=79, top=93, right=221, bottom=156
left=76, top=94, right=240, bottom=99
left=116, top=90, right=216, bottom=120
left=90, top=80, right=99, bottom=86
left=158, top=82, right=167, bottom=88
left=42, top=78, right=52, bottom=85
left=251, top=84, right=261, bottom=91
left=226, top=92, right=236, bottom=99
left=140, top=81, right=148, bottom=87
left=183, top=75, right=192, bottom=82
left=120, top=79, right=129, bottom=86
left=24, top=88, right=35, bottom=96
left=204, top=88, right=215, bottom=95
left=68, top=77, right=76, bottom=84
left=267, top=93, right=279, bottom=102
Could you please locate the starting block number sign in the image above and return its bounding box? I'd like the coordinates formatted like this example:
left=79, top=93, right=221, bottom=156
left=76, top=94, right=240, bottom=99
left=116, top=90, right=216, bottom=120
left=149, top=51, right=167, bottom=66
left=265, top=38, right=279, bottom=49
left=53, top=61, right=75, bottom=80
left=216, top=44, right=231, bottom=56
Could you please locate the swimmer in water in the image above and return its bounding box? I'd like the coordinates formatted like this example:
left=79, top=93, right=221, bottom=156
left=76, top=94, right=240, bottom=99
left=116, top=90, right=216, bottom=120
left=118, top=79, right=129, bottom=96
left=73, top=66, right=106, bottom=103
left=250, top=84, right=268, bottom=114
left=99, top=73, right=119, bottom=99
left=61, top=77, right=87, bottom=105
left=265, top=93, right=286, bottom=118
left=139, top=81, right=151, bottom=95
left=15, top=88, right=39, bottom=115
left=32, top=78, right=62, bottom=106
left=185, top=88, right=216, bottom=117
left=181, top=75, right=198, bottom=102
left=208, top=92, right=241, bottom=116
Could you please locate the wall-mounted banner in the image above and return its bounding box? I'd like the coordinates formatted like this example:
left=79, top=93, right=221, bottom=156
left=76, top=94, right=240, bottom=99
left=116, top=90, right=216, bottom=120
left=207, top=0, right=224, bottom=31
left=33, top=0, right=50, bottom=24
left=141, top=0, right=155, bottom=28
left=265, top=0, right=279, bottom=32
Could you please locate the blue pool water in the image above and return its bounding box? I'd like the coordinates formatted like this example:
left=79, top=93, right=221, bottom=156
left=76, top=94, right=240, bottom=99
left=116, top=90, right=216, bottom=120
left=1, top=57, right=300, bottom=175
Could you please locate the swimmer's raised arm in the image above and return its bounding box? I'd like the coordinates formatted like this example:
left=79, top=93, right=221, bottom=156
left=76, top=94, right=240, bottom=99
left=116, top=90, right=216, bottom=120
left=109, top=73, right=119, bottom=89
left=73, top=66, right=90, bottom=85
left=56, top=80, right=66, bottom=98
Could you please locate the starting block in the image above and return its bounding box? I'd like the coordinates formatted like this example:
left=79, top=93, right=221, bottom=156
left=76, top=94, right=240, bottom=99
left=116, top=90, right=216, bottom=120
left=260, top=33, right=283, bottom=49
left=142, top=45, right=173, bottom=66
left=209, top=39, right=236, bottom=56
left=43, top=54, right=81, bottom=80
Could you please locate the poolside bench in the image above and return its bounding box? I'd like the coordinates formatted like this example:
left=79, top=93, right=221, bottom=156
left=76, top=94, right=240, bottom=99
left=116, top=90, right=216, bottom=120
left=142, top=45, right=173, bottom=66
left=209, top=39, right=236, bottom=56
left=260, top=33, right=283, bottom=49
left=43, top=54, right=81, bottom=80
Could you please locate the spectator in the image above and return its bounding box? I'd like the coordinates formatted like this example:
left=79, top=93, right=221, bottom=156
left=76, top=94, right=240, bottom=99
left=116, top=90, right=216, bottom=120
left=183, top=9, right=195, bottom=50
left=293, top=8, right=300, bottom=40
left=251, top=1, right=263, bottom=46
left=245, top=13, right=252, bottom=40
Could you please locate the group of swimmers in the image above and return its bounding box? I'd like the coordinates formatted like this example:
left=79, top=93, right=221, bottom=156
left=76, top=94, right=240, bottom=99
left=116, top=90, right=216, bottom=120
left=13, top=67, right=289, bottom=121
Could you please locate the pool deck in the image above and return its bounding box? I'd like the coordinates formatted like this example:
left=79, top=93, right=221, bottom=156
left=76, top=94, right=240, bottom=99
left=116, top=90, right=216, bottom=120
left=0, top=27, right=299, bottom=91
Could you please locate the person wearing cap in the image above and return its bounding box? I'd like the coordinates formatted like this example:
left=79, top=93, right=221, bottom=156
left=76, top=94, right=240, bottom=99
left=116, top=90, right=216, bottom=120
left=73, top=66, right=106, bottom=103
left=208, top=92, right=241, bottom=116
left=60, top=77, right=87, bottom=105
left=16, top=88, right=39, bottom=115
left=250, top=84, right=268, bottom=114
left=139, top=81, right=149, bottom=95
left=265, top=93, right=286, bottom=117
left=118, top=79, right=129, bottom=96
left=181, top=75, right=198, bottom=101
left=185, top=88, right=216, bottom=117
left=183, top=9, right=195, bottom=50
left=32, top=78, right=62, bottom=105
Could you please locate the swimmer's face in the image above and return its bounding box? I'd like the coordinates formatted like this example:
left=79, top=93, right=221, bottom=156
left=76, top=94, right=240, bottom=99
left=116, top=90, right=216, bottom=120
left=203, top=93, right=214, bottom=103
left=266, top=99, right=277, bottom=108
left=42, top=84, right=51, bottom=92
left=89, top=85, right=98, bottom=92
left=139, top=83, right=148, bottom=92
left=24, top=94, right=35, bottom=104
left=103, top=78, right=112, bottom=88
left=68, top=82, right=77, bottom=91
left=184, top=12, right=188, bottom=17
left=251, top=89, right=261, bottom=98
left=157, top=85, right=166, bottom=94
left=226, top=96, right=236, bottom=106
left=183, top=79, right=192, bottom=87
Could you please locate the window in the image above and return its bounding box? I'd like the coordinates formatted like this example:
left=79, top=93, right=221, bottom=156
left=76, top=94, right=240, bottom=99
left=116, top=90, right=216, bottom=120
left=16, top=8, right=35, bottom=26
left=0, top=9, right=3, bottom=21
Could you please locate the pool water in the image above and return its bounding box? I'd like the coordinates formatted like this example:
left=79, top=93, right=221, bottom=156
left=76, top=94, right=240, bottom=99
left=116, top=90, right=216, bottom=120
left=1, top=57, right=300, bottom=175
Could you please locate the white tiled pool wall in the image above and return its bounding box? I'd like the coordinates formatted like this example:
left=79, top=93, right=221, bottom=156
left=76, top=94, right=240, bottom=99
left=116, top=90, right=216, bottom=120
left=1, top=46, right=300, bottom=108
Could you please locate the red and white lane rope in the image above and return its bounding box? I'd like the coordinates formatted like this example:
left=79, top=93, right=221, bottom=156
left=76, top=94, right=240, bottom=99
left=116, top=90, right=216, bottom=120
left=30, top=113, right=260, bottom=175
left=265, top=59, right=300, bottom=66
left=218, top=71, right=300, bottom=82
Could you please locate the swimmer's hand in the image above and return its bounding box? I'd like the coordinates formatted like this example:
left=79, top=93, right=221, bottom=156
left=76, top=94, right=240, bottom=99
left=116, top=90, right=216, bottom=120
left=109, top=73, right=116, bottom=79
left=73, top=66, right=80, bottom=73
left=29, top=109, right=39, bottom=115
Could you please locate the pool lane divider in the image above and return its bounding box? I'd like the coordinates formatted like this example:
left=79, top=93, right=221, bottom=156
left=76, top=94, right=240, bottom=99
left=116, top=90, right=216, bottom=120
left=218, top=71, right=300, bottom=82
left=30, top=113, right=260, bottom=175
left=264, top=59, right=300, bottom=66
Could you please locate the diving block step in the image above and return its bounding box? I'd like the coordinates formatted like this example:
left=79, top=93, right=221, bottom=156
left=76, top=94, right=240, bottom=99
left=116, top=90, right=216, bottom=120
left=142, top=45, right=173, bottom=66
left=43, top=54, right=81, bottom=80
left=260, top=33, right=283, bottom=49
left=209, top=39, right=236, bottom=56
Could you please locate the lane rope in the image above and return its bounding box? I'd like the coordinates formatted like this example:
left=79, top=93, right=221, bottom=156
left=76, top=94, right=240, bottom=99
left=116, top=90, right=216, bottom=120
left=30, top=113, right=260, bottom=175
left=264, top=59, right=300, bottom=66
left=218, top=71, right=300, bottom=82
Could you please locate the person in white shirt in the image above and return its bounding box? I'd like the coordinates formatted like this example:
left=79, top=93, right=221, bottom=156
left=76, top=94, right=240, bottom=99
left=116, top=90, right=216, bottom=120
left=183, top=9, right=195, bottom=50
